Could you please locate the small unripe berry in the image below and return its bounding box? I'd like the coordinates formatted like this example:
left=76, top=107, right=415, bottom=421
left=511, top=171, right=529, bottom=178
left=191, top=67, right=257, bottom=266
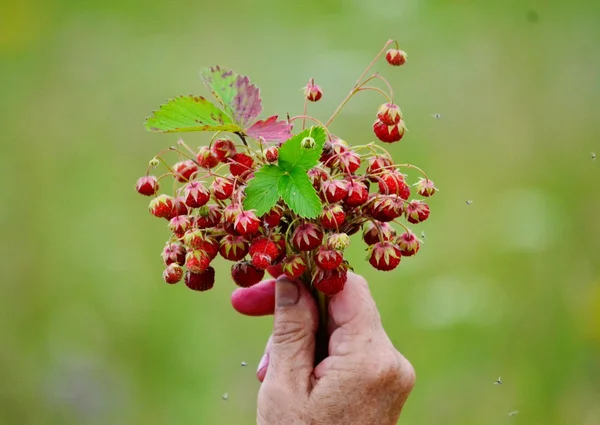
left=136, top=176, right=159, bottom=196
left=326, top=233, right=350, bottom=251
left=385, top=49, right=407, bottom=66
left=148, top=157, right=160, bottom=168
left=301, top=137, right=316, bottom=149
left=304, top=79, right=323, bottom=102
left=414, top=178, right=437, bottom=197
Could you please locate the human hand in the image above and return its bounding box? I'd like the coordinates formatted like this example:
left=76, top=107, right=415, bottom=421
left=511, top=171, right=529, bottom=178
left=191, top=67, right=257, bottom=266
left=231, top=272, right=415, bottom=425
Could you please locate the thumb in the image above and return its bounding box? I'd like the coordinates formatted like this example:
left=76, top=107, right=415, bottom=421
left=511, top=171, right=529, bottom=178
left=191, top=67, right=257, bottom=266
left=265, top=275, right=318, bottom=389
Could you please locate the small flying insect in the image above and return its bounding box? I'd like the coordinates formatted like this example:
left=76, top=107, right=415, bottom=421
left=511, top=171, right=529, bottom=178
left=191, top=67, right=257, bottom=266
left=592, top=152, right=596, bottom=161
left=432, top=113, right=441, bottom=119
left=494, top=377, right=502, bottom=385
left=508, top=410, right=519, bottom=417
left=466, top=200, right=473, bottom=205
left=241, top=361, right=247, bottom=367
left=421, top=231, right=426, bottom=240
left=222, top=393, right=229, bottom=401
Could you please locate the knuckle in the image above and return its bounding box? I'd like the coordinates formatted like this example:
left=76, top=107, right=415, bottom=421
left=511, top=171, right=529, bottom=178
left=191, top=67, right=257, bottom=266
left=272, top=317, right=309, bottom=345
left=366, top=347, right=415, bottom=391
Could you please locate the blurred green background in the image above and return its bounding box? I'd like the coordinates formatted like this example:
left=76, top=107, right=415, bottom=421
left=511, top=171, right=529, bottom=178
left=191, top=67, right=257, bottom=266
left=2, top=0, right=599, bottom=424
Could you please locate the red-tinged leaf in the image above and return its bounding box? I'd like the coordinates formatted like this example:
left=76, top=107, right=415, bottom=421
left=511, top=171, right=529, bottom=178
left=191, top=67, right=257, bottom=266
left=246, top=115, right=294, bottom=142
left=232, top=75, right=262, bottom=128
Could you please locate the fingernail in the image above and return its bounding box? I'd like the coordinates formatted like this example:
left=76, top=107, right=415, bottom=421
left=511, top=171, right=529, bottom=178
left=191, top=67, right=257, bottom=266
left=257, top=352, right=269, bottom=374
left=275, top=276, right=300, bottom=307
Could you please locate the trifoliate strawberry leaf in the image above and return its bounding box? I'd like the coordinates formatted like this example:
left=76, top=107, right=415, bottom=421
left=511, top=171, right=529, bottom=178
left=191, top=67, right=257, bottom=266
left=278, top=166, right=323, bottom=218
left=144, top=95, right=241, bottom=133
left=243, top=164, right=285, bottom=216
left=199, top=66, right=237, bottom=116
left=278, top=126, right=326, bottom=172
left=246, top=115, right=293, bottom=142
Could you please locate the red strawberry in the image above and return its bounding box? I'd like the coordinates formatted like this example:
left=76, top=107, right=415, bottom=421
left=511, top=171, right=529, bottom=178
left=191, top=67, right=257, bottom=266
left=308, top=168, right=329, bottom=189
left=363, top=221, right=396, bottom=245
left=265, top=146, right=279, bottom=163
left=168, top=215, right=192, bottom=238
left=185, top=249, right=211, bottom=273
left=249, top=237, right=280, bottom=260
left=320, top=138, right=348, bottom=166
left=377, top=103, right=402, bottom=125
left=167, top=196, right=189, bottom=220
left=332, top=150, right=361, bottom=174
left=292, top=223, right=323, bottom=251
left=405, top=200, right=430, bottom=224
left=136, top=176, right=159, bottom=196
left=326, top=233, right=351, bottom=251
left=315, top=248, right=343, bottom=270
left=262, top=205, right=283, bottom=228
left=385, top=49, right=407, bottom=66
left=234, top=211, right=261, bottom=236
left=367, top=241, right=401, bottom=271
left=211, top=138, right=237, bottom=162
left=229, top=153, right=254, bottom=177
left=196, top=146, right=220, bottom=169
left=321, top=180, right=349, bottom=203
left=282, top=255, right=307, bottom=279
left=183, top=181, right=210, bottom=208
left=173, top=160, right=199, bottom=182
left=161, top=242, right=186, bottom=266
left=195, top=205, right=222, bottom=228
left=184, top=267, right=215, bottom=291
left=378, top=172, right=410, bottom=200
left=149, top=195, right=174, bottom=219
left=304, top=79, right=323, bottom=102
left=219, top=235, right=249, bottom=261
left=163, top=263, right=183, bottom=284
left=344, top=180, right=369, bottom=207
left=373, top=119, right=406, bottom=143
left=366, top=156, right=393, bottom=181
left=251, top=252, right=272, bottom=270
left=211, top=177, right=234, bottom=200
left=368, top=196, right=405, bottom=222
left=266, top=263, right=284, bottom=279
left=320, top=204, right=346, bottom=230
left=231, top=260, right=265, bottom=288
left=223, top=204, right=243, bottom=224
left=270, top=233, right=287, bottom=263
left=414, top=178, right=437, bottom=197
left=396, top=231, right=420, bottom=256
left=313, top=266, right=348, bottom=295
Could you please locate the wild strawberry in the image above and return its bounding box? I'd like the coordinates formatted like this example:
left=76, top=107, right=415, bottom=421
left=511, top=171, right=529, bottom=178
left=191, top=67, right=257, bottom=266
left=377, top=103, right=402, bottom=125
left=315, top=248, right=343, bottom=270
left=332, top=150, right=361, bottom=174
left=396, top=231, right=420, bottom=256
left=262, top=205, right=283, bottom=228
left=320, top=204, right=346, bottom=230
left=363, top=221, right=396, bottom=245
left=229, top=153, right=254, bottom=177
left=185, top=249, right=211, bottom=274
left=149, top=195, right=174, bottom=219
left=211, top=138, right=237, bottom=162
left=163, top=263, right=183, bottom=284
left=378, top=172, right=410, bottom=199
left=251, top=252, right=272, bottom=270
left=195, top=205, right=222, bottom=228
left=321, top=180, right=348, bottom=203
left=366, top=156, right=393, bottom=181
left=234, top=211, right=261, bottom=236
left=223, top=203, right=243, bottom=224
left=219, top=235, right=249, bottom=261
left=136, top=176, right=159, bottom=196
left=183, top=181, right=210, bottom=208
left=344, top=180, right=369, bottom=207
left=385, top=49, right=407, bottom=66
left=367, top=241, right=401, bottom=271
left=326, top=233, right=351, bottom=251
left=304, top=79, right=323, bottom=102
left=196, top=146, right=220, bottom=169
left=320, top=138, right=348, bottom=165
left=173, top=160, right=199, bottom=182
left=183, top=230, right=217, bottom=256
left=231, top=260, right=265, bottom=288
left=185, top=267, right=215, bottom=291
left=405, top=200, right=430, bottom=224
left=266, top=263, right=284, bottom=279
left=161, top=242, right=186, bottom=266
left=249, top=237, right=280, bottom=260
left=166, top=196, right=189, bottom=220
left=313, top=266, right=348, bottom=295
left=292, top=223, right=323, bottom=251
left=369, top=196, right=404, bottom=222
left=414, top=178, right=437, bottom=197
left=210, top=176, right=234, bottom=200
left=308, top=168, right=328, bottom=189
left=282, top=255, right=307, bottom=279
left=271, top=233, right=287, bottom=262
left=168, top=215, right=192, bottom=238
left=373, top=119, right=406, bottom=143
left=265, top=146, right=279, bottom=163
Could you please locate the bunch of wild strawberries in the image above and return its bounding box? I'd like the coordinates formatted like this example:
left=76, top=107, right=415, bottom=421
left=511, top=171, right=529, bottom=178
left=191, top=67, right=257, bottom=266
left=135, top=45, right=436, bottom=295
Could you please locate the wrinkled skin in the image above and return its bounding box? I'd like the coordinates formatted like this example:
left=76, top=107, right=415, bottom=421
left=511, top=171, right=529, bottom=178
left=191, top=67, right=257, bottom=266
left=231, top=272, right=415, bottom=425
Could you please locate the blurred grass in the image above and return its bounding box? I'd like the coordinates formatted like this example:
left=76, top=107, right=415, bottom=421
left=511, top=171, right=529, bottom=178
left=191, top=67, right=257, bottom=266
left=1, top=0, right=600, bottom=424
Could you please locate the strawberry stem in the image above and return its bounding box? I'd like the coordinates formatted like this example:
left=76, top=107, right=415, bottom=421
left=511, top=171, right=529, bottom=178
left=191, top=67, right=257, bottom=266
left=314, top=288, right=329, bottom=366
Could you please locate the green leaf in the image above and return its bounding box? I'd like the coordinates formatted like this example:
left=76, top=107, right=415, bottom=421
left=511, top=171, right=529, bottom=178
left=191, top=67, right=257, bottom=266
left=278, top=166, right=323, bottom=218
left=278, top=126, right=326, bottom=171
left=200, top=66, right=237, bottom=115
left=144, top=95, right=242, bottom=133
left=243, top=165, right=285, bottom=216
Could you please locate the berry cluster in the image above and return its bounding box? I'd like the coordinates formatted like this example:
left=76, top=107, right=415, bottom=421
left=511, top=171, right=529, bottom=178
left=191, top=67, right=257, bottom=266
left=136, top=41, right=435, bottom=296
